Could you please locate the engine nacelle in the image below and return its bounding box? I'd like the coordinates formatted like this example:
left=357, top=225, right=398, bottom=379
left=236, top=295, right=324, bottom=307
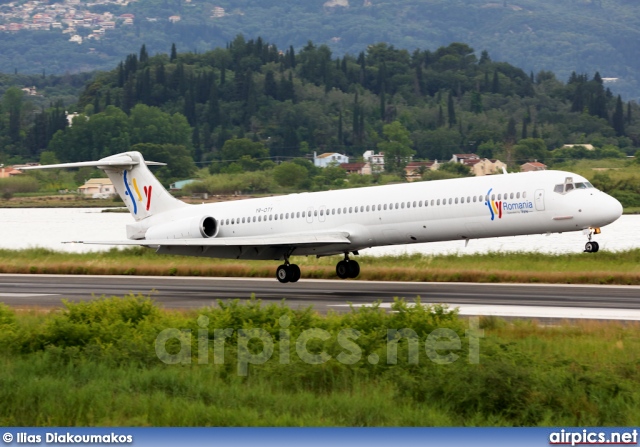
left=145, top=216, right=218, bottom=240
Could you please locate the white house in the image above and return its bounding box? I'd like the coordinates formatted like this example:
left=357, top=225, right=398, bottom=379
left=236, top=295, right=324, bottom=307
left=363, top=150, right=384, bottom=172
left=314, top=152, right=349, bottom=168
left=78, top=178, right=115, bottom=198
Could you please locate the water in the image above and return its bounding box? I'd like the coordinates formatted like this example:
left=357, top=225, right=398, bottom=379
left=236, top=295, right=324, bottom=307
left=0, top=208, right=638, bottom=256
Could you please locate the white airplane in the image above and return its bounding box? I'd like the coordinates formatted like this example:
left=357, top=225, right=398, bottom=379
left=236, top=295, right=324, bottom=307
left=21, top=151, right=623, bottom=283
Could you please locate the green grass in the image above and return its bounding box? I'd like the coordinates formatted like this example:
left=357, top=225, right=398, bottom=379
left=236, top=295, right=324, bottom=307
left=1, top=247, right=640, bottom=284
left=1, top=296, right=640, bottom=426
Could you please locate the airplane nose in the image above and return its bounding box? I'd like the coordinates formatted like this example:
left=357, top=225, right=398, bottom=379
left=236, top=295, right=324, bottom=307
left=602, top=193, right=623, bottom=224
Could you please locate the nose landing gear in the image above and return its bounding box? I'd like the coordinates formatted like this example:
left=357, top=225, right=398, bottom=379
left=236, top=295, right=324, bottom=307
left=584, top=227, right=601, bottom=253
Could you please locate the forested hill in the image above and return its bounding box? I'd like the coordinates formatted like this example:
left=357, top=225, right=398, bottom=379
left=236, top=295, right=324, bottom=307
left=10, top=38, right=635, bottom=183
left=0, top=0, right=639, bottom=100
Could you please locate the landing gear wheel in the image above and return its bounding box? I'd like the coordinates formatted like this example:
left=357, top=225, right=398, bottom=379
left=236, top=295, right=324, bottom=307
left=347, top=260, right=360, bottom=278
left=584, top=241, right=600, bottom=253
left=289, top=264, right=301, bottom=283
left=276, top=264, right=290, bottom=283
left=336, top=260, right=349, bottom=279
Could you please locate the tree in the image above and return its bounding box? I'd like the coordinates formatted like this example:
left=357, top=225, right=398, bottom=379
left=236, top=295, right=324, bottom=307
left=219, top=138, right=269, bottom=162
left=377, top=121, right=414, bottom=175
left=3, top=87, right=24, bottom=144
left=439, top=162, right=472, bottom=177
left=170, top=43, right=177, bottom=62
left=447, top=91, right=456, bottom=127
left=612, top=95, right=625, bottom=136
left=513, top=138, right=548, bottom=163
left=273, top=161, right=308, bottom=189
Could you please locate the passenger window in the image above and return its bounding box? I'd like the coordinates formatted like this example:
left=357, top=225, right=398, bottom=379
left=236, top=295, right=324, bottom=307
left=491, top=194, right=495, bottom=201
left=395, top=203, right=399, bottom=209
left=431, top=199, right=435, bottom=206
left=401, top=202, right=405, bottom=209
left=473, top=196, right=476, bottom=203
left=349, top=207, right=353, bottom=213
left=523, top=192, right=527, bottom=198
left=366, top=205, right=370, bottom=212
left=343, top=207, right=347, bottom=214
left=497, top=194, right=501, bottom=201
left=448, top=198, right=452, bottom=205
left=314, top=210, right=317, bottom=217
left=377, top=204, right=382, bottom=211
left=296, top=212, right=300, bottom=218
left=455, top=198, right=458, bottom=204
left=516, top=192, right=521, bottom=199
left=354, top=206, right=358, bottom=213
left=302, top=211, right=306, bottom=218
left=337, top=208, right=341, bottom=215
left=274, top=214, right=278, bottom=220
left=384, top=204, right=387, bottom=210
left=320, top=210, right=324, bottom=216
left=413, top=201, right=417, bottom=207
left=360, top=206, right=364, bottom=212
left=437, top=199, right=441, bottom=206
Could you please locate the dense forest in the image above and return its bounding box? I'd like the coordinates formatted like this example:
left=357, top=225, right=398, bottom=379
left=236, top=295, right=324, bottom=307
left=1, top=0, right=639, bottom=100
left=1, top=37, right=639, bottom=195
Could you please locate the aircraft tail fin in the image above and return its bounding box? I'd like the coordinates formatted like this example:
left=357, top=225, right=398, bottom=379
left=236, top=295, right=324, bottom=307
left=20, top=151, right=188, bottom=221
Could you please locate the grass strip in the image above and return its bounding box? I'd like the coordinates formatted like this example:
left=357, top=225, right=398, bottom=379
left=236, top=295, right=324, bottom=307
left=1, top=247, right=640, bottom=285
left=0, top=296, right=639, bottom=426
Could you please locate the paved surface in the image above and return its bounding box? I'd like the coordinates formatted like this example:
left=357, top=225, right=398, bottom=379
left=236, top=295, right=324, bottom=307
left=1, top=274, right=639, bottom=315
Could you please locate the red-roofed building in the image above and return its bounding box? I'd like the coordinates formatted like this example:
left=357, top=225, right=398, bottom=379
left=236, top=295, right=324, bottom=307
left=520, top=161, right=547, bottom=172
left=340, top=162, right=371, bottom=175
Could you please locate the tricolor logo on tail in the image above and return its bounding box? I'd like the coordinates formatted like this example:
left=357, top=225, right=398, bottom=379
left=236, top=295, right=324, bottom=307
left=123, top=170, right=152, bottom=215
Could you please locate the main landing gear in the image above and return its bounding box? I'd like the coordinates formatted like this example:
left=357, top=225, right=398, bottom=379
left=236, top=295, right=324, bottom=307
left=274, top=252, right=360, bottom=283
left=335, top=253, right=360, bottom=279
left=584, top=227, right=601, bottom=253
left=276, top=262, right=301, bottom=283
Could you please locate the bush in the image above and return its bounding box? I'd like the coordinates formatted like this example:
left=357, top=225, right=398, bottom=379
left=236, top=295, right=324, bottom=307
left=0, top=177, right=39, bottom=199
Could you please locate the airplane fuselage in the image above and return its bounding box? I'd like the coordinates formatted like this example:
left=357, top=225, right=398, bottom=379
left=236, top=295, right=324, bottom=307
left=128, top=169, right=622, bottom=261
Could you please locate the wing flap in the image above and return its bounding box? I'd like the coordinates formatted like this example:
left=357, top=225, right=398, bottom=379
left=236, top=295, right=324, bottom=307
left=72, top=232, right=351, bottom=247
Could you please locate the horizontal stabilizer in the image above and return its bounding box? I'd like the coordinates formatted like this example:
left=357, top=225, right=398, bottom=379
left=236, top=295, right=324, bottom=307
left=17, top=156, right=165, bottom=170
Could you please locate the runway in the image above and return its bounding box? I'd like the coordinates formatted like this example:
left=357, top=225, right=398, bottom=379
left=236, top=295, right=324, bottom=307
left=2, top=274, right=640, bottom=319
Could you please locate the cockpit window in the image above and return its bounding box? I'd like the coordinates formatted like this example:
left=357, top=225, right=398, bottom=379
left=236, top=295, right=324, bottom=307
left=554, top=179, right=594, bottom=194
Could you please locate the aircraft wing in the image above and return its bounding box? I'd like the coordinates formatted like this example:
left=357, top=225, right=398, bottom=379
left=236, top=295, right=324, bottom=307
left=72, top=231, right=351, bottom=247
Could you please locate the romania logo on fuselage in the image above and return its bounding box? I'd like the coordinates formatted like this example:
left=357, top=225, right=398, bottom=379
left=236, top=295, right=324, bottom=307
left=485, top=188, right=501, bottom=220
left=123, top=170, right=152, bottom=214
left=485, top=187, right=535, bottom=221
